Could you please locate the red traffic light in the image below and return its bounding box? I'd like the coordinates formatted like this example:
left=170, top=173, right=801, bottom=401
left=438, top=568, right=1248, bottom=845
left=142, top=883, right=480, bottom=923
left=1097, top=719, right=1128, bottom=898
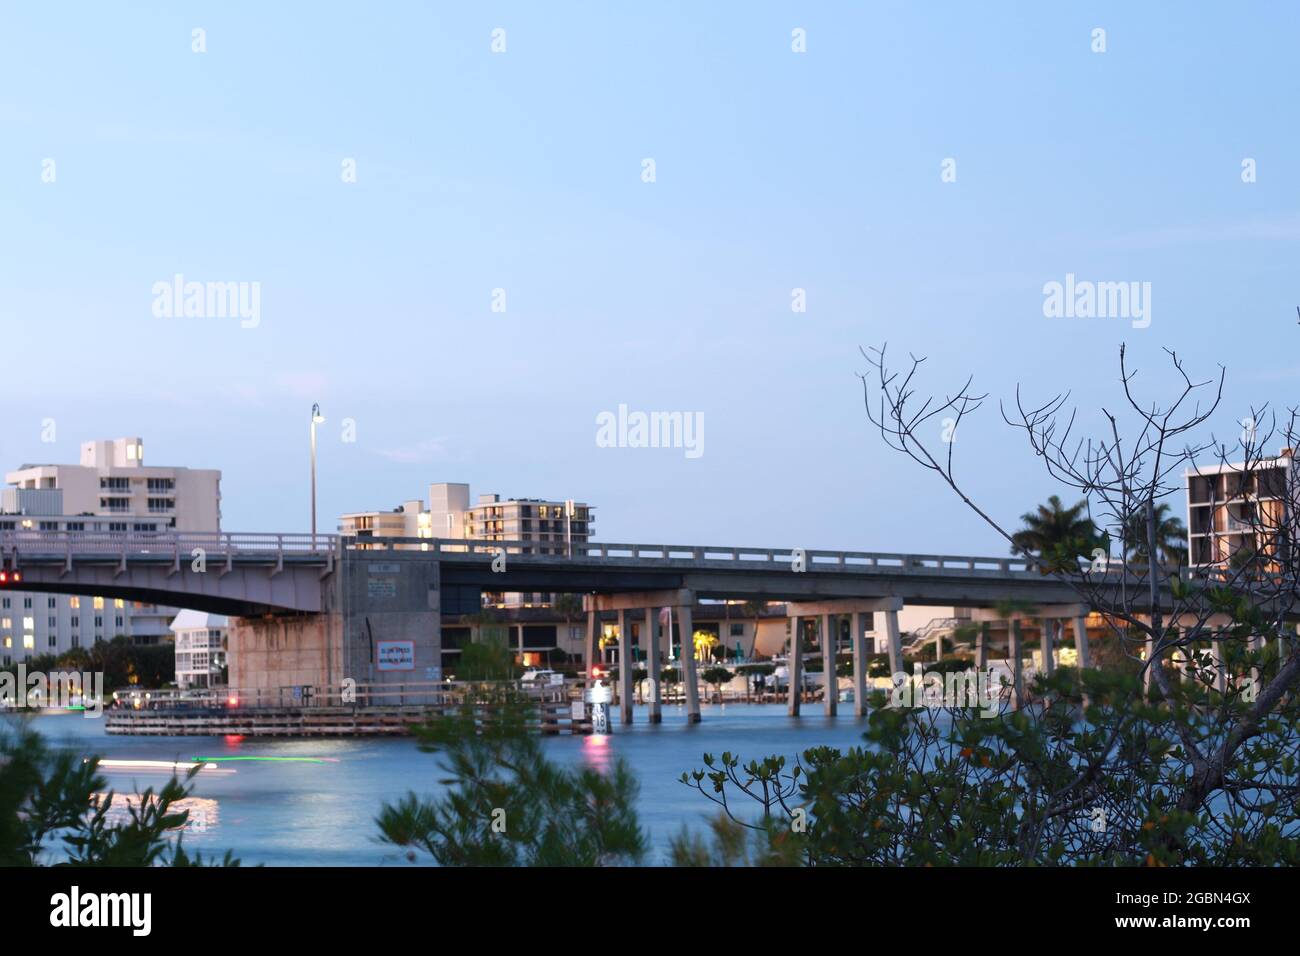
left=590, top=664, right=608, bottom=680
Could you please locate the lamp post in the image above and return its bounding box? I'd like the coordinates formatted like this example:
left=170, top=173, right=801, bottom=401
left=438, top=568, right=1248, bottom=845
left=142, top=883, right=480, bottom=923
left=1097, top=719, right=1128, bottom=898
left=310, top=403, right=324, bottom=546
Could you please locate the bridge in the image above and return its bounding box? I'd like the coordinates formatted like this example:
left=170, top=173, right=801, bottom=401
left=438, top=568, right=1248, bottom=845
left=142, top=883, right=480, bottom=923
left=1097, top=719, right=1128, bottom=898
left=0, top=530, right=1152, bottom=725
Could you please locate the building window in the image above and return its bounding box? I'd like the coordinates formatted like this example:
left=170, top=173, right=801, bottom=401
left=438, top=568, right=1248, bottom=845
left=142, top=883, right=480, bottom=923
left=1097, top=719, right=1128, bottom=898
left=70, top=597, right=79, bottom=609
left=48, top=597, right=56, bottom=608
left=22, top=635, right=34, bottom=650
left=48, top=617, right=56, bottom=628
left=48, top=635, right=56, bottom=648
left=22, top=598, right=31, bottom=609
left=22, top=617, right=33, bottom=631
left=94, top=597, right=104, bottom=610
left=71, top=616, right=78, bottom=627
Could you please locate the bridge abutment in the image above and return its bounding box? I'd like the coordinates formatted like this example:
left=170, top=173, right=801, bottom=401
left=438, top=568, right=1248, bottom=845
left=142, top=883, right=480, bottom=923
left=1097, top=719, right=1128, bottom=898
left=230, top=551, right=441, bottom=697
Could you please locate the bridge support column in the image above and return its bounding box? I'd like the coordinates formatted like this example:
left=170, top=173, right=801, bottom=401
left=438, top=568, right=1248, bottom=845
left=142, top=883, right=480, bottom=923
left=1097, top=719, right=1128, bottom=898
left=975, top=622, right=988, bottom=670
left=1073, top=613, right=1092, bottom=670
left=822, top=613, right=837, bottom=716
left=787, top=616, right=802, bottom=717
left=1009, top=619, right=1024, bottom=709
left=784, top=600, right=900, bottom=718
left=677, top=602, right=700, bottom=723
left=884, top=608, right=903, bottom=677
left=584, top=591, right=691, bottom=723
left=646, top=607, right=662, bottom=723
left=618, top=608, right=633, bottom=725
left=1040, top=618, right=1056, bottom=678
left=850, top=611, right=867, bottom=717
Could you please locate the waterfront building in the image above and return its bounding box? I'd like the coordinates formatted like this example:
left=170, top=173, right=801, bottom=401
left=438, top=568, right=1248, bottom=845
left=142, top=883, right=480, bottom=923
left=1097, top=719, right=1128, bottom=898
left=170, top=610, right=229, bottom=689
left=0, top=437, right=221, bottom=665
left=6, top=437, right=221, bottom=531
left=341, top=481, right=594, bottom=608
left=1185, top=451, right=1297, bottom=569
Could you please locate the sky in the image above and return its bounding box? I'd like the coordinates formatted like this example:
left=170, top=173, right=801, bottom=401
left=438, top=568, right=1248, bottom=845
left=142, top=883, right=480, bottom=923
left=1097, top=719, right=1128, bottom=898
left=1, top=2, right=1297, bottom=555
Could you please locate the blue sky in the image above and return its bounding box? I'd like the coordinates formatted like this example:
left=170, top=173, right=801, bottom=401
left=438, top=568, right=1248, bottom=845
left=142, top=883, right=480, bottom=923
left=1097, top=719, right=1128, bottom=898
left=1, top=2, right=1297, bottom=554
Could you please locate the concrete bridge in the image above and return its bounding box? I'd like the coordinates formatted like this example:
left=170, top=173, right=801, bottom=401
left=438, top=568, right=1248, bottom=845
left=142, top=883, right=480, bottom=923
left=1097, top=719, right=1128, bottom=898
left=0, top=530, right=1146, bottom=726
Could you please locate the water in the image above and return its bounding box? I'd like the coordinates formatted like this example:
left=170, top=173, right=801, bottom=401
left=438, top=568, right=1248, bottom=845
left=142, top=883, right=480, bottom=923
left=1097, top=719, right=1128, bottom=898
left=17, top=703, right=874, bottom=866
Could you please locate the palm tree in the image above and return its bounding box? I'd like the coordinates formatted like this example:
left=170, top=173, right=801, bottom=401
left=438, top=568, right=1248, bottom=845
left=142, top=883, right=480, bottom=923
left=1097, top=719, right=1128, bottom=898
left=1011, top=495, right=1105, bottom=573
left=550, top=593, right=583, bottom=669
left=1121, top=502, right=1188, bottom=567
left=742, top=600, right=767, bottom=663
left=459, top=608, right=502, bottom=645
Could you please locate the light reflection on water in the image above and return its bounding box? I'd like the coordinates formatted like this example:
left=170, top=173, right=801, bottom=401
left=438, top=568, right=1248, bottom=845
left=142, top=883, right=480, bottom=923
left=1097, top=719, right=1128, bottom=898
left=15, top=703, right=875, bottom=866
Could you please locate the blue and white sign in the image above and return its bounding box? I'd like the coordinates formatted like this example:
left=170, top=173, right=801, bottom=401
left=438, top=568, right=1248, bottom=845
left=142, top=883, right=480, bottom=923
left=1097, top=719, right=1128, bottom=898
left=376, top=640, right=415, bottom=671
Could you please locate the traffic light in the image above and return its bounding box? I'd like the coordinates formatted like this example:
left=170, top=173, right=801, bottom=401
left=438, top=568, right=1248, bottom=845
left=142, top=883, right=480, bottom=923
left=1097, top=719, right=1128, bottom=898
left=590, top=664, right=608, bottom=681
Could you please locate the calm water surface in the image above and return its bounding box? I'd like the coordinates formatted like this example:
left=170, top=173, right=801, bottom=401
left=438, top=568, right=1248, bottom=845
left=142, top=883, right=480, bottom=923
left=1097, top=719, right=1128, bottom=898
left=20, top=703, right=874, bottom=865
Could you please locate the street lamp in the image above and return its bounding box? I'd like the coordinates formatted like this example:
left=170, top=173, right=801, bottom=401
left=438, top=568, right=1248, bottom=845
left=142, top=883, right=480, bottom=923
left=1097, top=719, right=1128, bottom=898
left=310, top=403, right=325, bottom=545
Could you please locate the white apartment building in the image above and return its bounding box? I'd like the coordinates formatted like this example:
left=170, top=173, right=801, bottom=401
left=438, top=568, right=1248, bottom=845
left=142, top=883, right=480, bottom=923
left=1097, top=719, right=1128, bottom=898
left=0, top=437, right=221, bottom=665
left=170, top=610, right=228, bottom=689
left=340, top=482, right=594, bottom=607
left=1186, top=452, right=1297, bottom=569
left=6, top=437, right=221, bottom=531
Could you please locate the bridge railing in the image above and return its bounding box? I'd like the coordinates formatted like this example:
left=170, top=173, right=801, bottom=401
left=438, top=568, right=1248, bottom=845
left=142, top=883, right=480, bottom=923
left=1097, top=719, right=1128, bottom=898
left=0, top=530, right=338, bottom=559
left=0, top=529, right=1190, bottom=580
left=343, top=534, right=1048, bottom=575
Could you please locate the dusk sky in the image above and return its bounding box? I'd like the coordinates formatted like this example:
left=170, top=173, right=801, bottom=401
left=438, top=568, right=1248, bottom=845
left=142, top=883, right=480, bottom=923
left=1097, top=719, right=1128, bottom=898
left=2, top=2, right=1297, bottom=554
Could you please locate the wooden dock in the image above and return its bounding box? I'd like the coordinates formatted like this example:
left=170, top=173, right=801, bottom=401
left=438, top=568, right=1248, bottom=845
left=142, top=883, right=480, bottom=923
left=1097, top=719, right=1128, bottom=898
left=105, top=682, right=594, bottom=737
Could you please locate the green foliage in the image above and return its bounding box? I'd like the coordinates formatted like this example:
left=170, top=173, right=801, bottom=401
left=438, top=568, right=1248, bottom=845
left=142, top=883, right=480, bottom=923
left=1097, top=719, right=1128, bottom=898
left=454, top=632, right=519, bottom=682
left=1122, top=502, right=1188, bottom=566
left=700, top=667, right=733, bottom=687
left=376, top=688, right=646, bottom=866
left=670, top=812, right=803, bottom=867
left=0, top=723, right=239, bottom=867
left=0, top=636, right=176, bottom=692
left=551, top=593, right=583, bottom=621
left=1010, top=495, right=1108, bottom=573
left=681, top=660, right=1300, bottom=866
